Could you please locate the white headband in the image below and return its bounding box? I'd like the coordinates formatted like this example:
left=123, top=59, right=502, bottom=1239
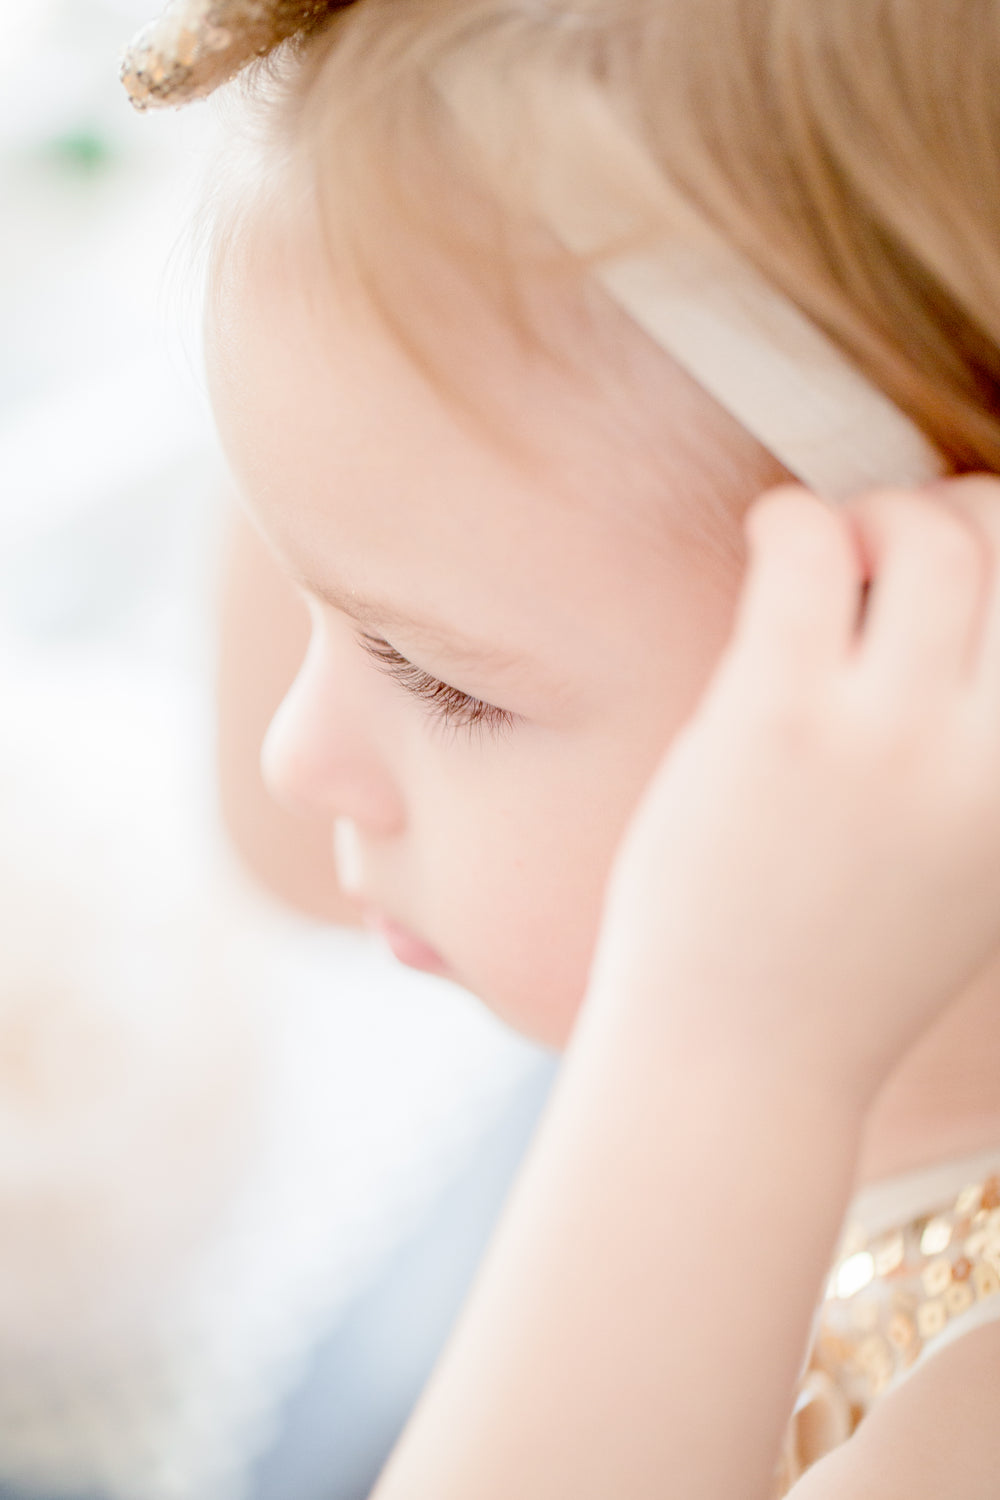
left=589, top=243, right=947, bottom=502
left=434, top=67, right=947, bottom=502
left=122, top=9, right=951, bottom=500
left=534, top=173, right=947, bottom=503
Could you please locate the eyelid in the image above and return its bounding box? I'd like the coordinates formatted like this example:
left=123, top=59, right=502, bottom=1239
left=356, top=633, right=516, bottom=736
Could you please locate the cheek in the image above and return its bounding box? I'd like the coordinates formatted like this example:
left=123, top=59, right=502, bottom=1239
left=398, top=561, right=742, bottom=1045
left=410, top=606, right=742, bottom=1042
left=470, top=813, right=607, bottom=1045
left=413, top=733, right=665, bottom=1047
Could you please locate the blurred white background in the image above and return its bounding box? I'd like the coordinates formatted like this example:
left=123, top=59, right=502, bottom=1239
left=0, top=5, right=552, bottom=1499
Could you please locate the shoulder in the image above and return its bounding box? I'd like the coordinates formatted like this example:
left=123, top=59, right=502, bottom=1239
left=788, top=1314, right=1000, bottom=1499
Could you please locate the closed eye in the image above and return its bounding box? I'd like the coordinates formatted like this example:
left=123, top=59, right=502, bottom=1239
left=356, top=633, right=516, bottom=737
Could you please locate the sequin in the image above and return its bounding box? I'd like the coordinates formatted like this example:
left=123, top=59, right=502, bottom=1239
left=982, top=1238, right=1000, bottom=1275
left=916, top=1298, right=947, bottom=1338
left=816, top=1330, right=853, bottom=1364
left=921, top=1258, right=952, bottom=1297
left=965, top=1228, right=990, bottom=1257
left=919, top=1217, right=952, bottom=1256
left=886, top=1312, right=917, bottom=1350
left=836, top=1251, right=875, bottom=1298
left=956, top=1183, right=982, bottom=1216
left=775, top=1168, right=1000, bottom=1499
left=856, top=1335, right=892, bottom=1379
left=873, top=1232, right=905, bottom=1275
left=944, top=1281, right=974, bottom=1317
left=849, top=1299, right=880, bottom=1333
left=973, top=1262, right=1000, bottom=1300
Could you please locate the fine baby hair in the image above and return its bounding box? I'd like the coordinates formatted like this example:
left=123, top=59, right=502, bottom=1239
left=123, top=0, right=1000, bottom=493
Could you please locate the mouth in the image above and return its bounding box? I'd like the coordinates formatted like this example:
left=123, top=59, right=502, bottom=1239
left=362, top=909, right=449, bottom=975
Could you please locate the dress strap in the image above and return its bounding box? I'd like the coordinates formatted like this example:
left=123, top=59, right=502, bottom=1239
left=771, top=1151, right=1000, bottom=1497
left=848, top=1145, right=1000, bottom=1239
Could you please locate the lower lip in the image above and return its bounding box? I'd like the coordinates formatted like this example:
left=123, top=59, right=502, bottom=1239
left=364, top=912, right=448, bottom=974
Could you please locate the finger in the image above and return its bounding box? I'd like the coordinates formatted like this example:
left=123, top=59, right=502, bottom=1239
left=921, top=475, right=1000, bottom=683
left=733, top=485, right=862, bottom=684
left=844, top=486, right=988, bottom=694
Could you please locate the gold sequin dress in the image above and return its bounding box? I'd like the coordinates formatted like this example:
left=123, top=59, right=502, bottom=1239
left=773, top=1145, right=1000, bottom=1495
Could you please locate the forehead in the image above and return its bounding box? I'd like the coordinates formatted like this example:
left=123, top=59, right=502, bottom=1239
left=204, top=215, right=751, bottom=667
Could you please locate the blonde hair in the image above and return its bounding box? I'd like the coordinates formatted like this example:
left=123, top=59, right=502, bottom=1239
left=223, top=0, right=1000, bottom=491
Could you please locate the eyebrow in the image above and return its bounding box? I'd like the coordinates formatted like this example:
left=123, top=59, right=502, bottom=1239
left=289, top=567, right=538, bottom=678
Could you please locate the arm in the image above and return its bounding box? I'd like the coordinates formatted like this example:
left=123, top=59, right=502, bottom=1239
left=371, top=1015, right=864, bottom=1500
left=787, top=1318, right=1000, bottom=1499
left=214, top=502, right=361, bottom=925
left=373, top=479, right=1000, bottom=1499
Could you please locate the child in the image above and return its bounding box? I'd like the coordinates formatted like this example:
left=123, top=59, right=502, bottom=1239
left=123, top=1, right=1000, bottom=1495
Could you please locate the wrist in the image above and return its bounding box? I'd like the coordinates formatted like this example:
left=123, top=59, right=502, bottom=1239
left=575, top=962, right=878, bottom=1124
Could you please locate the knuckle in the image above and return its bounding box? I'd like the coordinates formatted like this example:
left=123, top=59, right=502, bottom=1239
left=936, top=476, right=1000, bottom=553
left=932, top=473, right=1000, bottom=506
left=924, top=511, right=985, bottom=580
left=873, top=488, right=986, bottom=590
left=747, top=486, right=843, bottom=559
left=844, top=483, right=915, bottom=518
left=853, top=485, right=982, bottom=550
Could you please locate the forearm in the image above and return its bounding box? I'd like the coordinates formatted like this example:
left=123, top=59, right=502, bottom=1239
left=372, top=1003, right=865, bottom=1500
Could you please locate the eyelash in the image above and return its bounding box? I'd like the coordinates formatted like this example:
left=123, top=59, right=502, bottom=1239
left=356, top=633, right=515, bottom=737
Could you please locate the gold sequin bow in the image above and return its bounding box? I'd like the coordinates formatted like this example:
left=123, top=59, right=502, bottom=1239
left=771, top=1172, right=1000, bottom=1496
left=120, top=0, right=346, bottom=110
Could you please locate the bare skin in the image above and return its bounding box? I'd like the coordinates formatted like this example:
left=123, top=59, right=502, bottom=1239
left=216, top=508, right=1000, bottom=1197
left=206, top=213, right=1000, bottom=1497
left=216, top=501, right=362, bottom=927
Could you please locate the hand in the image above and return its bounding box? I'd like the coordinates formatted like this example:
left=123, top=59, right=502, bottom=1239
left=584, top=476, right=1000, bottom=1110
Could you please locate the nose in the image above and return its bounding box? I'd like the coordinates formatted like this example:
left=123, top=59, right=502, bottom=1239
left=261, top=621, right=404, bottom=837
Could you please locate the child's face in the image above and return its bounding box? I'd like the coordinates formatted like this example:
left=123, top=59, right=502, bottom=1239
left=207, top=230, right=781, bottom=1047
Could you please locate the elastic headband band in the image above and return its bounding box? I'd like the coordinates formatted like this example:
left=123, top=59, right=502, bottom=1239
left=584, top=243, right=947, bottom=502
left=430, top=59, right=948, bottom=502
